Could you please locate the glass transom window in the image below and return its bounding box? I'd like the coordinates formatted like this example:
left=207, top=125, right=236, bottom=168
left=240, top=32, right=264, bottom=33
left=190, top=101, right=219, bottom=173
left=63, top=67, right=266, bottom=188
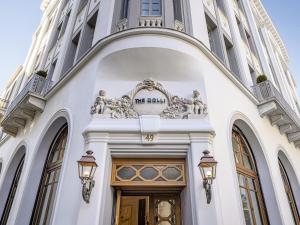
left=111, top=159, right=186, bottom=187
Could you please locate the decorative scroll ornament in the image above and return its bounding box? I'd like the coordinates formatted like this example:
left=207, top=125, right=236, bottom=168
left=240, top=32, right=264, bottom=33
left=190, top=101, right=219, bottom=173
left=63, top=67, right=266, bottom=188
left=90, top=79, right=207, bottom=119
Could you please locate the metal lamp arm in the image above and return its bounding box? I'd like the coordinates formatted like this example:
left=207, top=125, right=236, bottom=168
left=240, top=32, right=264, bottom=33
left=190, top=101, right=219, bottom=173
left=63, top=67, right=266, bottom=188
left=82, top=179, right=95, bottom=203
left=203, top=179, right=212, bottom=204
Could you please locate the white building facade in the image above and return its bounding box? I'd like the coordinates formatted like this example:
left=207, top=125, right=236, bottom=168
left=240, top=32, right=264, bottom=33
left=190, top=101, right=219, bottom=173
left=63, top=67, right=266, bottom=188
left=0, top=0, right=299, bottom=224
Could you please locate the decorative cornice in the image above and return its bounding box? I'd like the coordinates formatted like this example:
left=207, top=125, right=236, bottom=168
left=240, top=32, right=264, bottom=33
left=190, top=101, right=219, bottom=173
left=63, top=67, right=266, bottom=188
left=40, top=0, right=51, bottom=11
left=45, top=28, right=259, bottom=105
left=252, top=0, right=289, bottom=63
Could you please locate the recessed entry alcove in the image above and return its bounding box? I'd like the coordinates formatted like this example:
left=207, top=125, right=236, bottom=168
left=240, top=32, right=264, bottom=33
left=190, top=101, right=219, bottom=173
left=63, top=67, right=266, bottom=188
left=99, top=143, right=195, bottom=225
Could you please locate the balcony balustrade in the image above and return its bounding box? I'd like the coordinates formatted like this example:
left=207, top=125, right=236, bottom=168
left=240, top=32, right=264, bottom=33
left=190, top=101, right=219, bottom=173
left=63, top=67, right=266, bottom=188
left=252, top=80, right=300, bottom=147
left=1, top=74, right=47, bottom=136
left=139, top=17, right=163, bottom=28
left=0, top=98, right=9, bottom=118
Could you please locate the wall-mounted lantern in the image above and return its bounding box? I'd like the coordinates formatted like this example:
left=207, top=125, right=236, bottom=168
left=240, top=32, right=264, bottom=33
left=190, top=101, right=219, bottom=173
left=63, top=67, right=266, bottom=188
left=198, top=150, right=218, bottom=204
left=77, top=151, right=98, bottom=203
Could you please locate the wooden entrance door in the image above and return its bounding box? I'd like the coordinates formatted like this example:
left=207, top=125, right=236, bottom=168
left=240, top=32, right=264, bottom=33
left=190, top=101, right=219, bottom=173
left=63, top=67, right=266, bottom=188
left=117, top=194, right=181, bottom=225
left=120, top=196, right=149, bottom=225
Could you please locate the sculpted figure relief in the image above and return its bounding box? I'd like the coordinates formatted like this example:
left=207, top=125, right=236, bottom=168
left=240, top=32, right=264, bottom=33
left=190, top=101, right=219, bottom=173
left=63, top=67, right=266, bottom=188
left=91, top=91, right=138, bottom=119
left=191, top=90, right=207, bottom=115
left=90, top=79, right=208, bottom=119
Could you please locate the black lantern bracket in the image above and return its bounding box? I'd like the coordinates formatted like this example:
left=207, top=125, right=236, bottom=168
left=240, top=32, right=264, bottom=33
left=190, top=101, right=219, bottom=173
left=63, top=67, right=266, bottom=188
left=81, top=178, right=95, bottom=203
left=203, top=178, right=212, bottom=204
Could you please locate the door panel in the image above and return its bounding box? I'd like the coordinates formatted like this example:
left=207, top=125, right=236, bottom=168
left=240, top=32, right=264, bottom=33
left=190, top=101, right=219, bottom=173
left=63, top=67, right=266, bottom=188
left=153, top=196, right=181, bottom=225
left=117, top=195, right=181, bottom=225
left=120, top=196, right=149, bottom=225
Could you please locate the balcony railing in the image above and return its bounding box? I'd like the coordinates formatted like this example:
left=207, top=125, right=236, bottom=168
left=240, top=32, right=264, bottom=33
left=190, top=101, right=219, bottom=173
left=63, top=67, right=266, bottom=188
left=139, top=17, right=163, bottom=28
left=252, top=80, right=300, bottom=147
left=0, top=98, right=9, bottom=118
left=0, top=98, right=9, bottom=111
left=5, top=75, right=46, bottom=117
left=1, top=74, right=47, bottom=136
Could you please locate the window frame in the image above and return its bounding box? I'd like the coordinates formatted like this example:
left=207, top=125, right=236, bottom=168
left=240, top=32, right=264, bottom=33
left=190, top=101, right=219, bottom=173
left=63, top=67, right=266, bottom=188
left=232, top=127, right=269, bottom=225
left=30, top=125, right=68, bottom=225
left=0, top=155, right=25, bottom=224
left=278, top=159, right=300, bottom=224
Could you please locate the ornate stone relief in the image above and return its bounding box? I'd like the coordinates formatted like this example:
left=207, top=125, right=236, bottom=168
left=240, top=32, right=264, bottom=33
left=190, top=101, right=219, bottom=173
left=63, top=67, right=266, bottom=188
left=90, top=78, right=207, bottom=119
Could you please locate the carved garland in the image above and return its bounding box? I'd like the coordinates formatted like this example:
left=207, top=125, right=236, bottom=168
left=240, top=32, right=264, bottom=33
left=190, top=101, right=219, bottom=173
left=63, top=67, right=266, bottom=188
left=90, top=78, right=208, bottom=119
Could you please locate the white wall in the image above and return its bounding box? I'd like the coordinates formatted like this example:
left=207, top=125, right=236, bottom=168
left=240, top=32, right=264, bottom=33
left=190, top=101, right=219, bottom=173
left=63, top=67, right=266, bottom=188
left=0, top=31, right=299, bottom=225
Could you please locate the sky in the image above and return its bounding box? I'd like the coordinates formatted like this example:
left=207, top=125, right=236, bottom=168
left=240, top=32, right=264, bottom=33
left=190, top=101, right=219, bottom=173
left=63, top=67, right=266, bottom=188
left=0, top=1, right=299, bottom=92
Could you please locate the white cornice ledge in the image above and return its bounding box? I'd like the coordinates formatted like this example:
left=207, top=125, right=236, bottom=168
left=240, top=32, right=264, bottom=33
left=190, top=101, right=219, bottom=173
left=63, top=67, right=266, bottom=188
left=253, top=0, right=289, bottom=63
left=83, top=118, right=215, bottom=135
left=40, top=0, right=51, bottom=11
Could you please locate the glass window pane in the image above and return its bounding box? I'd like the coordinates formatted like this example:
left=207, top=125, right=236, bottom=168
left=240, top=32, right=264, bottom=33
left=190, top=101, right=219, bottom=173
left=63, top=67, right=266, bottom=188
left=162, top=167, right=181, bottom=180
left=47, top=171, right=56, bottom=184
left=240, top=188, right=253, bottom=225
left=238, top=174, right=246, bottom=187
left=250, top=191, right=263, bottom=225
left=140, top=167, right=158, bottom=180
left=45, top=183, right=58, bottom=225
left=242, top=153, right=253, bottom=170
left=117, top=167, right=136, bottom=180
left=142, top=0, right=149, bottom=16
left=38, top=185, right=51, bottom=225
left=247, top=177, right=255, bottom=191
left=158, top=201, right=172, bottom=217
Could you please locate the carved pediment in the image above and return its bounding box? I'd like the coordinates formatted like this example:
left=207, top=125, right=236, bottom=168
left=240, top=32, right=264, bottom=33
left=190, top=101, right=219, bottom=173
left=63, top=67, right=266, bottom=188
left=90, top=78, right=208, bottom=119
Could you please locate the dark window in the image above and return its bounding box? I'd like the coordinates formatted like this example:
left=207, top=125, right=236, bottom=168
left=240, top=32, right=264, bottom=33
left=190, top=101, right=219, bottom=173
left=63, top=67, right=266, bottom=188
left=279, top=159, right=300, bottom=224
left=224, top=36, right=240, bottom=77
left=121, top=0, right=130, bottom=19
left=205, top=14, right=223, bottom=60
left=173, top=0, right=182, bottom=22
left=0, top=155, right=25, bottom=224
left=30, top=125, right=68, bottom=225
left=232, top=127, right=269, bottom=225
left=77, top=10, right=98, bottom=58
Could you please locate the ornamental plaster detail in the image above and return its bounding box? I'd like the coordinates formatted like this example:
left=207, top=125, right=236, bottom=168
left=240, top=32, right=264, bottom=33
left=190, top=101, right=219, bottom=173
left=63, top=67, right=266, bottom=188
left=90, top=78, right=208, bottom=119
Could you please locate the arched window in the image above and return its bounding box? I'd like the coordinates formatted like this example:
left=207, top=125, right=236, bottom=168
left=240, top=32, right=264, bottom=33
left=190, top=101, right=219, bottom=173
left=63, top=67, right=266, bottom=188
left=279, top=159, right=300, bottom=224
left=0, top=155, right=25, bottom=224
left=141, top=0, right=162, bottom=16
left=30, top=125, right=68, bottom=225
left=232, top=127, right=269, bottom=225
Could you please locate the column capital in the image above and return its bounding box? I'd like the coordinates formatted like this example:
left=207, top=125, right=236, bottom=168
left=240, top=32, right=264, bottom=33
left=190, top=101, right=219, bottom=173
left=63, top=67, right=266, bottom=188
left=83, top=131, right=109, bottom=145
left=189, top=132, right=215, bottom=144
